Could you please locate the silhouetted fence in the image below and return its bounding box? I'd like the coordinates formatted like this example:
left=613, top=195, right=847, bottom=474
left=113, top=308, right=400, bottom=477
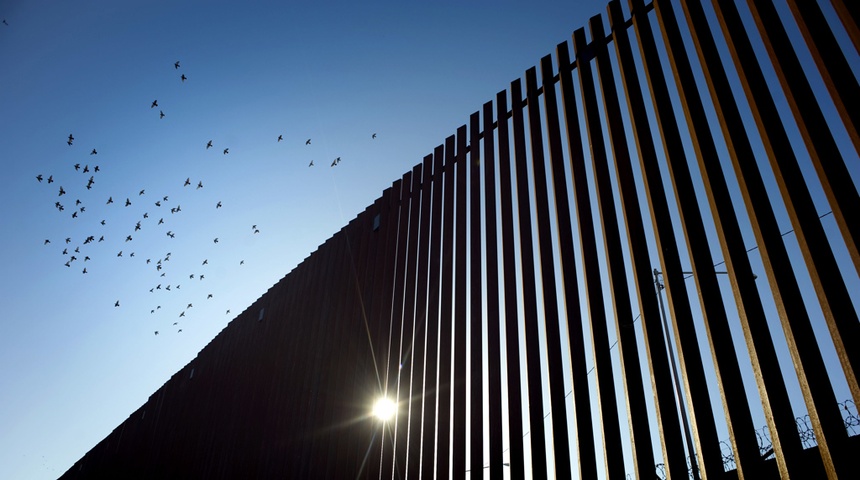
left=62, top=1, right=859, bottom=479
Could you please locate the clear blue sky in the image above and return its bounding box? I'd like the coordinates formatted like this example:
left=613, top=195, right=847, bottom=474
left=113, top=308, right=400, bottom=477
left=0, top=1, right=608, bottom=477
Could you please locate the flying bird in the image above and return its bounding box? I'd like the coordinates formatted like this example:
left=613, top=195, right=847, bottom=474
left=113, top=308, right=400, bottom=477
left=187, top=303, right=193, bottom=309
left=155, top=201, right=161, bottom=207
left=331, top=159, right=337, bottom=167
left=125, top=198, right=131, bottom=207
left=306, top=139, right=311, bottom=145
left=174, top=61, right=180, bottom=69
left=94, top=166, right=100, bottom=172
left=101, top=220, right=106, bottom=225
left=62, top=248, right=68, bottom=255
left=83, top=165, right=90, bottom=173
left=163, top=195, right=168, bottom=201
left=372, top=133, right=377, bottom=139
left=160, top=110, right=165, bottom=119
left=206, top=140, right=213, bottom=149
left=207, top=294, right=213, bottom=299
left=277, top=135, right=283, bottom=142
left=115, top=301, right=120, bottom=307
left=107, top=197, right=113, bottom=204
left=184, top=177, right=191, bottom=186
left=47, top=175, right=53, bottom=183
left=135, top=221, right=141, bottom=231
left=2, top=20, right=8, bottom=26
left=139, top=189, right=145, bottom=196
left=66, top=237, right=71, bottom=244
left=71, top=211, right=77, bottom=218
left=216, top=201, right=221, bottom=208
left=213, top=238, right=219, bottom=243
left=117, top=251, right=122, bottom=257
left=181, top=74, right=187, bottom=82
left=82, top=268, right=87, bottom=274
left=58, top=186, right=65, bottom=196
left=223, top=148, right=229, bottom=155
left=240, top=260, right=244, bottom=265
left=44, top=239, right=51, bottom=245
left=151, top=100, right=158, bottom=108
left=36, top=174, right=43, bottom=182
left=158, top=218, right=164, bottom=225
left=74, top=163, right=80, bottom=171
left=154, top=331, right=159, bottom=335
left=308, top=160, right=314, bottom=167
left=179, top=312, right=185, bottom=318
left=202, top=259, right=208, bottom=265
left=67, top=134, right=74, bottom=145
left=90, top=149, right=97, bottom=155
left=197, top=181, right=203, bottom=189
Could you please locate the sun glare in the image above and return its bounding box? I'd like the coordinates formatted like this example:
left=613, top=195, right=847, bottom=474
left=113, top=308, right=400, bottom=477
left=372, top=397, right=396, bottom=421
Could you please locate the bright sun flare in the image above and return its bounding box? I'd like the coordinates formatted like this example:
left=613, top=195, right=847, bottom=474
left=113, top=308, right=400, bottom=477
left=372, top=398, right=396, bottom=421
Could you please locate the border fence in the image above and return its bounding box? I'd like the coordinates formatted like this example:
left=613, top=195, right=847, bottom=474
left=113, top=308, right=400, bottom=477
left=63, top=0, right=859, bottom=478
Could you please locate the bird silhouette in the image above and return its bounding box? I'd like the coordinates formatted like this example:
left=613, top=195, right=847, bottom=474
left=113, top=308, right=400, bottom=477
left=65, top=238, right=71, bottom=244
left=308, top=160, right=314, bottom=167
left=67, top=134, right=74, bottom=145
left=98, top=236, right=104, bottom=242
left=83, top=165, right=90, bottom=173
left=151, top=100, right=158, bottom=108
left=216, top=201, right=222, bottom=208
left=47, top=175, right=53, bottom=183
left=44, top=239, right=51, bottom=245
left=277, top=135, right=283, bottom=142
left=179, top=312, right=185, bottom=317
left=372, top=133, right=377, bottom=139
left=306, top=138, right=311, bottom=145
left=197, top=181, right=203, bottom=189
left=90, top=149, right=97, bottom=155
left=125, top=198, right=131, bottom=206
left=115, top=301, right=120, bottom=307
left=117, top=251, right=122, bottom=257
left=74, top=163, right=80, bottom=171
left=207, top=294, right=213, bottom=299
left=101, top=220, right=106, bottom=225
left=160, top=110, right=165, bottom=119
left=213, top=238, right=219, bottom=243
left=139, top=189, right=145, bottom=196
left=163, top=195, right=168, bottom=201
left=62, top=248, right=68, bottom=255
left=174, top=61, right=180, bottom=69
left=155, top=201, right=161, bottom=207
left=226, top=310, right=231, bottom=315
left=135, top=221, right=141, bottom=231
left=180, top=74, right=187, bottom=82
left=154, top=331, right=159, bottom=335
left=82, top=268, right=87, bottom=274
left=2, top=20, right=8, bottom=26
left=206, top=140, right=212, bottom=149
left=71, top=211, right=77, bottom=218
left=202, top=259, right=208, bottom=265
left=107, top=197, right=113, bottom=204
left=240, top=260, right=244, bottom=265
left=331, top=159, right=337, bottom=167
left=158, top=218, right=164, bottom=225
left=187, top=303, right=193, bottom=309
left=184, top=177, right=191, bottom=186
left=75, top=199, right=82, bottom=206
left=37, top=174, right=43, bottom=182
left=94, top=166, right=100, bottom=172
left=223, top=148, right=229, bottom=155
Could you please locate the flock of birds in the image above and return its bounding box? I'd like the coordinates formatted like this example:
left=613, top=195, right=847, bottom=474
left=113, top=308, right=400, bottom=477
left=34, top=59, right=380, bottom=337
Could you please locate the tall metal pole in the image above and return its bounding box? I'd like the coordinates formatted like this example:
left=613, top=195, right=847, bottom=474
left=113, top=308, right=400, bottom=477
left=654, top=268, right=700, bottom=480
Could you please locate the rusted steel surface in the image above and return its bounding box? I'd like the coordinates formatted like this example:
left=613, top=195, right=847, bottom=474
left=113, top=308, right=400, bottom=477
left=62, top=1, right=859, bottom=478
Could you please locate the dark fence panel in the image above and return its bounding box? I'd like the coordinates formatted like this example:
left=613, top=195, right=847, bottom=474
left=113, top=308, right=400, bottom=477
left=62, top=1, right=859, bottom=479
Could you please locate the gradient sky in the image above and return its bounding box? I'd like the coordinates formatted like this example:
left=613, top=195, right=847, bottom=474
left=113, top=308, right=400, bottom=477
left=0, top=1, right=611, bottom=478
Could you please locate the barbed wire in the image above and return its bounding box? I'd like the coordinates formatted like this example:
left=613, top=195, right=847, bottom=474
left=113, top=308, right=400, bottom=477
left=641, top=399, right=859, bottom=479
